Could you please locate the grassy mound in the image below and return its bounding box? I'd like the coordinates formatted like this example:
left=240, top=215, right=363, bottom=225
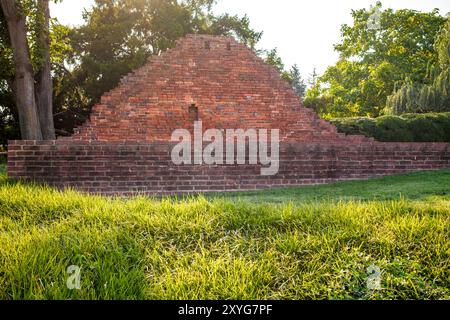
left=0, top=169, right=449, bottom=300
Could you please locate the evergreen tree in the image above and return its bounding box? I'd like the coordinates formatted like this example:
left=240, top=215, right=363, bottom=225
left=289, top=64, right=306, bottom=99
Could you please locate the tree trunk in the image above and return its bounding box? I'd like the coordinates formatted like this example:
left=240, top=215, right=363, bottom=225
left=1, top=0, right=42, bottom=140
left=35, top=0, right=55, bottom=140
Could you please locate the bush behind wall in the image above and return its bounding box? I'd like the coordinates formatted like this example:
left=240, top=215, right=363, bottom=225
left=331, top=113, right=450, bottom=142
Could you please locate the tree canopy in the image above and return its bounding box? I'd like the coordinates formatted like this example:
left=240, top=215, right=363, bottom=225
left=386, top=18, right=450, bottom=114
left=1, top=1, right=448, bottom=144
left=306, top=2, right=447, bottom=118
left=1, top=0, right=61, bottom=141
left=0, top=0, right=264, bottom=142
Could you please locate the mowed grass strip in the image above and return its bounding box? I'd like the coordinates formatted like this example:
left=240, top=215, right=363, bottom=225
left=211, top=170, right=450, bottom=203
left=0, top=169, right=448, bottom=300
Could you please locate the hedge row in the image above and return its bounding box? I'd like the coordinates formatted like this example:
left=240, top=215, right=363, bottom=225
left=330, top=113, right=450, bottom=142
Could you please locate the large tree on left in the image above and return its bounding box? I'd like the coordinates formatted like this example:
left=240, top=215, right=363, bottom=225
left=1, top=0, right=55, bottom=140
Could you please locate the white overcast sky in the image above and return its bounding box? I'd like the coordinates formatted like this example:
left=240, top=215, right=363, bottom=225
left=50, top=0, right=450, bottom=77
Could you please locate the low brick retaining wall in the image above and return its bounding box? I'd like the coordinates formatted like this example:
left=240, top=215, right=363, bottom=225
left=7, top=140, right=450, bottom=196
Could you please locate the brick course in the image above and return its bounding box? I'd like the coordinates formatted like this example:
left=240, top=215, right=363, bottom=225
left=6, top=35, right=450, bottom=195
left=63, top=35, right=369, bottom=144
left=7, top=140, right=450, bottom=196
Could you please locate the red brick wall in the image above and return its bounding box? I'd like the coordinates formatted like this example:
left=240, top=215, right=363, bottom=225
left=6, top=35, right=450, bottom=194
left=7, top=140, right=450, bottom=196
left=64, top=35, right=369, bottom=144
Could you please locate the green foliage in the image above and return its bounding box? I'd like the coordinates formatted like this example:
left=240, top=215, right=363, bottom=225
left=303, top=85, right=332, bottom=116
left=264, top=48, right=291, bottom=81
left=0, top=0, right=74, bottom=141
left=308, top=3, right=447, bottom=117
left=386, top=19, right=450, bottom=115
left=374, top=116, right=414, bottom=141
left=0, top=170, right=449, bottom=299
left=331, top=112, right=450, bottom=142
left=264, top=49, right=306, bottom=99
left=289, top=64, right=306, bottom=99
left=0, top=0, right=262, bottom=139
left=0, top=7, right=20, bottom=144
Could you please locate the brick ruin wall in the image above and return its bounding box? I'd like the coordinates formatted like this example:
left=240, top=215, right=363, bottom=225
left=6, top=35, right=450, bottom=195
left=7, top=141, right=450, bottom=196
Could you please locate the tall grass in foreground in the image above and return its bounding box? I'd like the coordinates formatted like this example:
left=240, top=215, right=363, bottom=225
left=0, top=170, right=449, bottom=300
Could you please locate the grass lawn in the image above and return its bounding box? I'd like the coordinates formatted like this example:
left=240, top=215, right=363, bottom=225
left=0, top=166, right=449, bottom=300
left=212, top=170, right=450, bottom=204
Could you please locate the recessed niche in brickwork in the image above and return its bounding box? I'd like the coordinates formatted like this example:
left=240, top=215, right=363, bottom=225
left=189, top=104, right=199, bottom=121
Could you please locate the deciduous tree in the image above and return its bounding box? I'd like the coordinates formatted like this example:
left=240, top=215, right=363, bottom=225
left=0, top=0, right=57, bottom=140
left=1, top=0, right=42, bottom=139
left=386, top=18, right=450, bottom=114
left=309, top=2, right=446, bottom=117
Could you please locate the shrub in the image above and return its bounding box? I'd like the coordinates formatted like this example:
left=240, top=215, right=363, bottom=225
left=330, top=112, right=450, bottom=142
left=374, top=116, right=414, bottom=142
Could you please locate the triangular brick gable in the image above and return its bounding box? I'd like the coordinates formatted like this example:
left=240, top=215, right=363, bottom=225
left=68, top=34, right=369, bottom=143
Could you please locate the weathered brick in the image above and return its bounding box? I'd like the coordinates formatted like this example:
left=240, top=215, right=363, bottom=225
left=5, top=34, right=450, bottom=196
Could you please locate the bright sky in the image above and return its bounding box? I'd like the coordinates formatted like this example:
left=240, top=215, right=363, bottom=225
left=50, top=0, right=450, bottom=78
